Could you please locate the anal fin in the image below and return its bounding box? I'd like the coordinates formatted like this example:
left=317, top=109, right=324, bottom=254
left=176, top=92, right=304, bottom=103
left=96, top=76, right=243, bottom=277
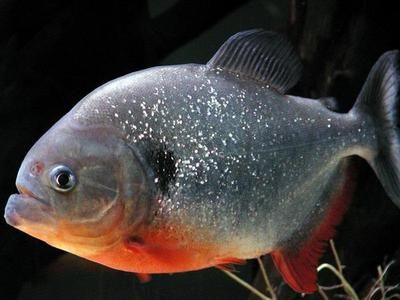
left=271, top=162, right=354, bottom=294
left=270, top=250, right=317, bottom=293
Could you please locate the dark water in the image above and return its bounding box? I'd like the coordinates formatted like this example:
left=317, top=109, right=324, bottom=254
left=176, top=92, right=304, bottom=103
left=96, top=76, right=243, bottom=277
left=19, top=254, right=255, bottom=300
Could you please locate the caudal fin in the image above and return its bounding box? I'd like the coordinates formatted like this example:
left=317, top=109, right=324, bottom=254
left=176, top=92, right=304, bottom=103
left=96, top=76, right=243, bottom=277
left=351, top=50, right=400, bottom=207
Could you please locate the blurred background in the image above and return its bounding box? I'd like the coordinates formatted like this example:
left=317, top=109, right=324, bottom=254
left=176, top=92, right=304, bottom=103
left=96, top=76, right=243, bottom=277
left=1, top=0, right=400, bottom=299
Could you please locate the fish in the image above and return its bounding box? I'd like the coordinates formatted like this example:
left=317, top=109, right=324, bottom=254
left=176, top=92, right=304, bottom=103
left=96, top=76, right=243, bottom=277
left=4, top=29, right=400, bottom=294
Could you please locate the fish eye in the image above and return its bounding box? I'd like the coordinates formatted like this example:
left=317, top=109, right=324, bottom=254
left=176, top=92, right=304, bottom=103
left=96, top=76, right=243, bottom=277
left=49, top=165, right=77, bottom=192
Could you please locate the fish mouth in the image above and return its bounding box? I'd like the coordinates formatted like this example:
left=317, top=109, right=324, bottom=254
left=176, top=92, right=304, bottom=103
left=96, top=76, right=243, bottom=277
left=16, top=184, right=51, bottom=207
left=4, top=185, right=54, bottom=228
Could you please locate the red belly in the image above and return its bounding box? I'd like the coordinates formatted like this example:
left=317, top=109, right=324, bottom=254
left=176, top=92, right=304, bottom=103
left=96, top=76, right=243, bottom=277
left=86, top=227, right=224, bottom=274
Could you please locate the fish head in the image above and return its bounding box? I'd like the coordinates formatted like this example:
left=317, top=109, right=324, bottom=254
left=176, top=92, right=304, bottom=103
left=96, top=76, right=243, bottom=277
left=4, top=118, right=154, bottom=257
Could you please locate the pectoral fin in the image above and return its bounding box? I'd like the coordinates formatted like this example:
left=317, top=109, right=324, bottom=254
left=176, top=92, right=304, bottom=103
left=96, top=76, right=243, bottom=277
left=215, top=257, right=245, bottom=272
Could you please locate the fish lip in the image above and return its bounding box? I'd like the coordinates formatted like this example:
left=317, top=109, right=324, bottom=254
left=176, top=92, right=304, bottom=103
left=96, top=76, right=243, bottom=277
left=5, top=192, right=55, bottom=228
left=16, top=184, right=51, bottom=207
left=4, top=184, right=54, bottom=227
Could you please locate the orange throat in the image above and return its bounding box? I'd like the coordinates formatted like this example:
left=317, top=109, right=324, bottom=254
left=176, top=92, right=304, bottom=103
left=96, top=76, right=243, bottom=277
left=85, top=224, right=223, bottom=274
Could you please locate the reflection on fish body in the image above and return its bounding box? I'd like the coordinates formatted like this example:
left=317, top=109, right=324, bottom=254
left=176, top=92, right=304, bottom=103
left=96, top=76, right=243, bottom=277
left=4, top=30, right=400, bottom=294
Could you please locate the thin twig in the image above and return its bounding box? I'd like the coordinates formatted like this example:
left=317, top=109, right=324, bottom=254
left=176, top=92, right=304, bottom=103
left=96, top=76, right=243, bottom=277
left=318, top=283, right=344, bottom=291
left=385, top=284, right=400, bottom=294
left=378, top=265, right=385, bottom=300
left=256, top=257, right=277, bottom=300
left=317, top=263, right=359, bottom=300
left=330, top=239, right=344, bottom=274
left=318, top=285, right=330, bottom=300
left=365, top=260, right=396, bottom=299
left=221, top=269, right=271, bottom=300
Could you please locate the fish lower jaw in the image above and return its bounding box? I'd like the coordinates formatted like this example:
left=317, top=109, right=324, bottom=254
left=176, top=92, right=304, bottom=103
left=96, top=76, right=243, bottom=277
left=4, top=194, right=55, bottom=227
left=16, top=184, right=51, bottom=207
left=4, top=203, right=21, bottom=227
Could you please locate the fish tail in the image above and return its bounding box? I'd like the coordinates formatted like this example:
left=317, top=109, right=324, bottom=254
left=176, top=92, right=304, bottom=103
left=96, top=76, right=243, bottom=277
left=351, top=50, right=400, bottom=207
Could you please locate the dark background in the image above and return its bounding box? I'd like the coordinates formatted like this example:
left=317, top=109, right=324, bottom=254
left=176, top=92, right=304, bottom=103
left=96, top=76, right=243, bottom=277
left=1, top=0, right=400, bottom=299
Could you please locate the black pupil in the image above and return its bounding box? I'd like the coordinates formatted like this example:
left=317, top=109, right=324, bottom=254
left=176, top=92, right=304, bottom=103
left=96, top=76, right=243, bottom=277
left=56, top=172, right=70, bottom=187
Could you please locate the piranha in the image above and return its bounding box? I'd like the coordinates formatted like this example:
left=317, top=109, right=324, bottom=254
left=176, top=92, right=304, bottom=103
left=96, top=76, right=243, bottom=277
left=4, top=29, right=400, bottom=293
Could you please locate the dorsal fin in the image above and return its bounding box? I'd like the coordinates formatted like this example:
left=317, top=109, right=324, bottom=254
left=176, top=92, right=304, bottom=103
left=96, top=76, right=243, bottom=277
left=271, top=161, right=354, bottom=293
left=206, top=29, right=302, bottom=93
